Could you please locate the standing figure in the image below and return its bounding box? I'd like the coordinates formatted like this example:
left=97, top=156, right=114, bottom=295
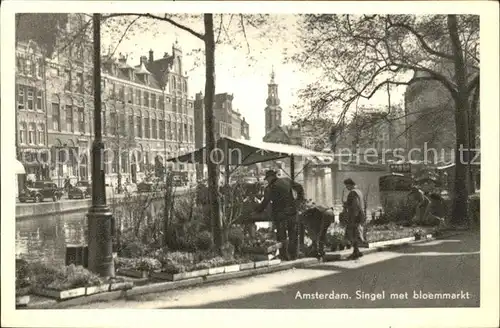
left=253, top=170, right=305, bottom=260
left=343, top=178, right=366, bottom=260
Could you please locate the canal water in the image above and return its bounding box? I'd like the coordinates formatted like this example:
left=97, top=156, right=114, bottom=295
left=15, top=198, right=165, bottom=266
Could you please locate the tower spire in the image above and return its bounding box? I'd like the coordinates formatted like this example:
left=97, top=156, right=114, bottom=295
left=270, top=65, right=275, bottom=83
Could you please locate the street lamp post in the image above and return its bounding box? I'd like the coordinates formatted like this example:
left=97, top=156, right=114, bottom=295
left=87, top=13, right=114, bottom=277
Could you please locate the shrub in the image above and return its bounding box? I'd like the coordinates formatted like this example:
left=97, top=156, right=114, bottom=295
left=16, top=259, right=31, bottom=291
left=221, top=242, right=235, bottom=259
left=30, top=263, right=102, bottom=290
left=195, top=231, right=214, bottom=251
left=135, top=257, right=162, bottom=272
left=119, top=240, right=148, bottom=258
left=228, top=226, right=245, bottom=251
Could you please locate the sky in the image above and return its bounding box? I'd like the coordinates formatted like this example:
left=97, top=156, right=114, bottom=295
left=101, top=14, right=407, bottom=141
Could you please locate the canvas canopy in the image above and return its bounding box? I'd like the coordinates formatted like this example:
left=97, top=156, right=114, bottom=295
left=15, top=159, right=26, bottom=174
left=166, top=136, right=334, bottom=166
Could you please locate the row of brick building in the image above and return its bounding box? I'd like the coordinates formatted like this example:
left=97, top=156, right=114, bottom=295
left=15, top=14, right=250, bottom=188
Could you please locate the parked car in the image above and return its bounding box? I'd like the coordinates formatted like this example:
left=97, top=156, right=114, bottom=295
left=19, top=181, right=63, bottom=203
left=68, top=180, right=91, bottom=199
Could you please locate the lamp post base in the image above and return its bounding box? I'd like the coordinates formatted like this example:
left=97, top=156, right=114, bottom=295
left=87, top=205, right=115, bottom=278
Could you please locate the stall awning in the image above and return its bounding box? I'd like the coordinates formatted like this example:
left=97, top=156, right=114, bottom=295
left=166, top=136, right=334, bottom=166
left=15, top=160, right=26, bottom=174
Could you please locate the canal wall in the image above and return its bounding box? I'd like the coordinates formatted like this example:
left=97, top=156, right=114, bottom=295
left=16, top=188, right=190, bottom=220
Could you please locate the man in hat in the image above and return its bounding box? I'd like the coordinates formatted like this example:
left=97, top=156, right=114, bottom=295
left=254, top=169, right=305, bottom=260
left=343, top=178, right=366, bottom=259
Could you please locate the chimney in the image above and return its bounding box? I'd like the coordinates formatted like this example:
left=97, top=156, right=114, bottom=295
left=149, top=49, right=154, bottom=63
left=140, top=56, right=147, bottom=65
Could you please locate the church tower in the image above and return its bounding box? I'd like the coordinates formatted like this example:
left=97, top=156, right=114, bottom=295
left=264, top=67, right=282, bottom=135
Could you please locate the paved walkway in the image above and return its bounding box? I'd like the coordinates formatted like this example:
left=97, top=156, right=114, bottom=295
left=70, top=232, right=480, bottom=309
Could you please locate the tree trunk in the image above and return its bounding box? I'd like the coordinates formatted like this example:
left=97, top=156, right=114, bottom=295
left=204, top=14, right=223, bottom=250
left=468, top=83, right=479, bottom=193
left=448, top=15, right=470, bottom=225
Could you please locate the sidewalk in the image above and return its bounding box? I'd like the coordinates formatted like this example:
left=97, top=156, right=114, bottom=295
left=64, top=231, right=479, bottom=309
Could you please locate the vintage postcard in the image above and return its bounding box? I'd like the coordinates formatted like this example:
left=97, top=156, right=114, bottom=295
left=1, top=1, right=498, bottom=328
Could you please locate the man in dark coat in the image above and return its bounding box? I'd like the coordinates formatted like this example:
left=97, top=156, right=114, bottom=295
left=343, top=178, right=366, bottom=259
left=254, top=170, right=305, bottom=260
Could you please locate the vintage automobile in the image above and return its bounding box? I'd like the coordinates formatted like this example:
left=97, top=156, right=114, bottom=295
left=137, top=180, right=163, bottom=193
left=19, top=181, right=63, bottom=203
left=68, top=180, right=91, bottom=199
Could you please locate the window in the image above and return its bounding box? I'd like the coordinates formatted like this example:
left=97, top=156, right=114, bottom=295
left=76, top=45, right=83, bottom=60
left=136, top=116, right=142, bottom=138
left=38, top=124, right=45, bottom=145
left=143, top=91, right=149, bottom=107
left=127, top=87, right=133, bottom=104
left=26, top=59, right=33, bottom=76
left=111, top=83, right=116, bottom=99
left=36, top=90, right=43, bottom=110
left=189, top=125, right=193, bottom=141
left=64, top=70, right=71, bottom=91
left=172, top=78, right=176, bottom=90
left=166, top=121, right=171, bottom=140
left=172, top=122, right=177, bottom=140
left=135, top=89, right=141, bottom=105
left=52, top=103, right=60, bottom=131
left=76, top=73, right=84, bottom=93
left=17, top=86, right=25, bottom=110
left=151, top=94, right=156, bottom=109
left=28, top=123, right=35, bottom=144
left=144, top=115, right=150, bottom=138
left=102, top=104, right=107, bottom=135
left=17, top=57, right=25, bottom=74
left=159, top=119, right=164, bottom=140
left=19, top=123, right=27, bottom=144
left=129, top=115, right=134, bottom=137
left=36, top=59, right=42, bottom=78
left=184, top=123, right=188, bottom=142
left=121, top=152, right=128, bottom=173
left=51, top=67, right=60, bottom=77
left=152, top=116, right=157, bottom=139
left=78, top=107, right=85, bottom=133
left=109, top=112, right=117, bottom=135
left=159, top=95, right=164, bottom=110
left=119, top=113, right=126, bottom=136
left=118, top=85, right=125, bottom=101
left=27, top=88, right=34, bottom=110
left=66, top=105, right=73, bottom=132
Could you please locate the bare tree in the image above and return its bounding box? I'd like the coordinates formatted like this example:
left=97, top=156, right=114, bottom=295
left=289, top=14, right=479, bottom=225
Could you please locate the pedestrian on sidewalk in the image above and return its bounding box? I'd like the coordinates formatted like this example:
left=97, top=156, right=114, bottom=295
left=253, top=170, right=305, bottom=261
left=343, top=178, right=366, bottom=260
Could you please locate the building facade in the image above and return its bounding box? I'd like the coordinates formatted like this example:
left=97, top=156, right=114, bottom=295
left=193, top=92, right=250, bottom=149
left=16, top=14, right=197, bottom=187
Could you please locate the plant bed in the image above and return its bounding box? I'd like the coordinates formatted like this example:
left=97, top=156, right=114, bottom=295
left=241, top=242, right=282, bottom=255
left=28, top=263, right=107, bottom=300
left=365, top=225, right=434, bottom=243
left=114, top=257, right=162, bottom=279
left=33, top=286, right=87, bottom=300
left=151, top=269, right=210, bottom=281
left=16, top=295, right=31, bottom=307
left=85, top=283, right=111, bottom=295
left=208, top=266, right=225, bottom=275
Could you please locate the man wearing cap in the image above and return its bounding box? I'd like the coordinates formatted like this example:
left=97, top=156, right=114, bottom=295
left=254, top=170, right=305, bottom=260
left=343, top=178, right=366, bottom=259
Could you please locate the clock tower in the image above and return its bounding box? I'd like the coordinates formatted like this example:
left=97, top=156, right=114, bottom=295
left=264, top=67, right=282, bottom=135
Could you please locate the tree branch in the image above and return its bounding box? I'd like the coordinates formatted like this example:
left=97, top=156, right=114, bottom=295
left=108, top=16, right=141, bottom=59
left=387, top=21, right=454, bottom=60
left=467, top=73, right=479, bottom=94
left=102, top=13, right=205, bottom=40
